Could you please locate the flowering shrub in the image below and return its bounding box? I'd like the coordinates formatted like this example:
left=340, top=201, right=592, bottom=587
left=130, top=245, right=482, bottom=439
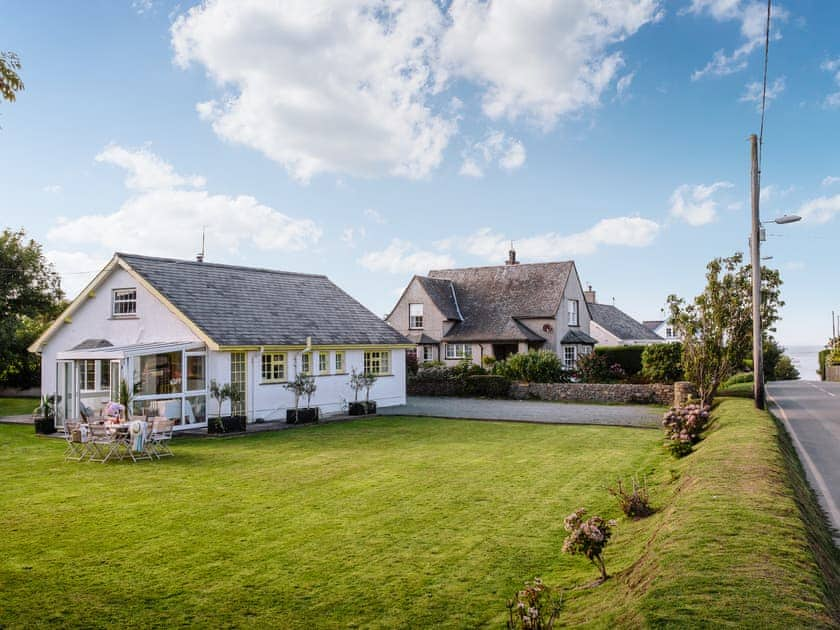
left=561, top=508, right=617, bottom=581
left=607, top=476, right=653, bottom=518
left=506, top=578, right=563, bottom=630
left=575, top=352, right=626, bottom=383
left=661, top=403, right=710, bottom=458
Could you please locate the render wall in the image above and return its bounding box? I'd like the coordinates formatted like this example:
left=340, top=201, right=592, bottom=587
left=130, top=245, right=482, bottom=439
left=209, top=348, right=407, bottom=420
left=38, top=267, right=201, bottom=398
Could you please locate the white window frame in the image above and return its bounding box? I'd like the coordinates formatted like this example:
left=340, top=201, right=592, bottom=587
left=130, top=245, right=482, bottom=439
left=568, top=299, right=579, bottom=327
left=261, top=352, right=287, bottom=383
left=112, top=288, right=137, bottom=317
left=563, top=346, right=577, bottom=369
left=445, top=343, right=472, bottom=360
left=318, top=352, right=329, bottom=375
left=301, top=352, right=312, bottom=376
left=334, top=351, right=345, bottom=374
left=408, top=303, right=424, bottom=329
left=364, top=350, right=391, bottom=375
left=665, top=326, right=674, bottom=338
left=423, top=346, right=434, bottom=362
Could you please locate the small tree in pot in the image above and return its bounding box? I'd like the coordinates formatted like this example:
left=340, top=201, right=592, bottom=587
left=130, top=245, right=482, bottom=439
left=32, top=394, right=57, bottom=434
left=209, top=379, right=245, bottom=433
left=284, top=373, right=319, bottom=424
left=348, top=368, right=378, bottom=415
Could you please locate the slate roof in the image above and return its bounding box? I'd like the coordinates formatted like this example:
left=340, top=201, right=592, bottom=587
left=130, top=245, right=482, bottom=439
left=426, top=262, right=572, bottom=342
left=561, top=329, right=598, bottom=345
left=118, top=253, right=410, bottom=347
left=405, top=332, right=440, bottom=345
left=643, top=320, right=663, bottom=331
left=589, top=303, right=664, bottom=342
left=415, top=276, right=462, bottom=321
left=71, top=339, right=114, bottom=350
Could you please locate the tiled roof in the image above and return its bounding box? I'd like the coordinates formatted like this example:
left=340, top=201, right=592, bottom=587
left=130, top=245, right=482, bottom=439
left=589, top=303, right=664, bottom=342
left=118, top=253, right=410, bottom=347
left=561, top=329, right=597, bottom=345
left=427, top=262, right=573, bottom=342
left=643, top=320, right=663, bottom=331
left=416, top=276, right=462, bottom=321
left=405, top=332, right=440, bottom=344
left=71, top=339, right=114, bottom=350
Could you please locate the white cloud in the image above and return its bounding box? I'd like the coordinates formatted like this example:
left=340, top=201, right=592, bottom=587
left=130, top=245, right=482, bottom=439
left=784, top=261, right=805, bottom=271
left=441, top=0, right=662, bottom=128
left=687, top=1, right=788, bottom=80
left=48, top=145, right=321, bottom=261
left=760, top=184, right=794, bottom=202
left=95, top=144, right=205, bottom=190
left=739, top=76, right=785, bottom=111
left=669, top=181, right=734, bottom=226
left=459, top=130, right=526, bottom=177
left=42, top=184, right=63, bottom=194
left=458, top=159, right=484, bottom=178
left=616, top=72, right=635, bottom=99
left=821, top=57, right=840, bottom=108
left=171, top=0, right=660, bottom=181
left=341, top=226, right=366, bottom=248
left=795, top=194, right=840, bottom=223
left=172, top=0, right=456, bottom=182
left=363, top=208, right=386, bottom=224
left=132, top=0, right=154, bottom=15
left=823, top=176, right=840, bottom=187
left=444, top=217, right=660, bottom=263
left=358, top=238, right=454, bottom=274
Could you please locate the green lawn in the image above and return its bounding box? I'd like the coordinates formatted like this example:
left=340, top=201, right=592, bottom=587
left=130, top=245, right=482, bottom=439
left=0, top=405, right=837, bottom=628
left=0, top=396, right=39, bottom=417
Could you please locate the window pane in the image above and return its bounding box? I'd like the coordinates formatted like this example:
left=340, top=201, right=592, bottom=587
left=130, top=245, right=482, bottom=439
left=136, top=397, right=183, bottom=425
left=187, top=355, right=205, bottom=391
left=185, top=395, right=207, bottom=425
left=134, top=352, right=182, bottom=396
left=335, top=352, right=344, bottom=372
left=319, top=353, right=328, bottom=373
left=98, top=360, right=110, bottom=390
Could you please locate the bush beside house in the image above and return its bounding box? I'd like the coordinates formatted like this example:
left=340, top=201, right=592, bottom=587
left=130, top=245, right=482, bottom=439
left=594, top=346, right=646, bottom=377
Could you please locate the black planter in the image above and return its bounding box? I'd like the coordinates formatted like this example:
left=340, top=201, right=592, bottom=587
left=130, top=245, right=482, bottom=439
left=208, top=415, right=247, bottom=434
left=34, top=417, right=56, bottom=435
left=348, top=401, right=377, bottom=416
left=286, top=408, right=319, bottom=424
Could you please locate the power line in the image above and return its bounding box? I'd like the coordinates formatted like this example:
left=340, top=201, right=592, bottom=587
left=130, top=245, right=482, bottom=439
left=758, top=0, right=772, bottom=169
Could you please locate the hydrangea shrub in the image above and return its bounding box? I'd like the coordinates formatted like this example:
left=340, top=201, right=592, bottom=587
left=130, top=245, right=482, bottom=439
left=661, top=403, right=710, bottom=457
left=505, top=578, right=563, bottom=630
left=561, top=508, right=617, bottom=581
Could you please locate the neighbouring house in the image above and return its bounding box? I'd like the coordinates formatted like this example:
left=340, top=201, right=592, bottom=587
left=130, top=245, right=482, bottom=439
left=644, top=319, right=682, bottom=342
left=28, top=253, right=412, bottom=430
left=385, top=249, right=597, bottom=369
left=584, top=287, right=665, bottom=346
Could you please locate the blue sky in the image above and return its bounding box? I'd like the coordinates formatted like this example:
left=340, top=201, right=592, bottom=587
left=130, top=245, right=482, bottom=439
left=2, top=0, right=839, bottom=346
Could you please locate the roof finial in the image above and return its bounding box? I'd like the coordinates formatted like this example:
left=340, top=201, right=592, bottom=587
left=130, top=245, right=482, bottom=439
left=506, top=241, right=519, bottom=265
left=196, top=226, right=206, bottom=263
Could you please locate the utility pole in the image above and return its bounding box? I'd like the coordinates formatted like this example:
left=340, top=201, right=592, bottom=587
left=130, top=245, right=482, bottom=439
left=750, top=133, right=765, bottom=410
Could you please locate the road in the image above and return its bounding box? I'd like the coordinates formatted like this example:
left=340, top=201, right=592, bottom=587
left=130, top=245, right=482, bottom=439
left=766, top=380, right=840, bottom=544
left=380, top=396, right=662, bottom=428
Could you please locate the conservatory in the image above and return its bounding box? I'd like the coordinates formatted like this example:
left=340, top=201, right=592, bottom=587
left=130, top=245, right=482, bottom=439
left=54, top=340, right=208, bottom=430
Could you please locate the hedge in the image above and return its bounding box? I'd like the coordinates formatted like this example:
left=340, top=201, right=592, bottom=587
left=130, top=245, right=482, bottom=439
left=819, top=348, right=830, bottom=380
left=464, top=375, right=511, bottom=398
left=594, top=345, right=647, bottom=376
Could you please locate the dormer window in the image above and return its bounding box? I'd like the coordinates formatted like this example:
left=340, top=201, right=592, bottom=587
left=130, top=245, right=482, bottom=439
left=409, top=303, right=423, bottom=329
left=112, top=288, right=137, bottom=317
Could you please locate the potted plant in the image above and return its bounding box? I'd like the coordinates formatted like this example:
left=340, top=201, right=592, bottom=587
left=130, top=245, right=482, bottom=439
left=284, top=373, right=319, bottom=424
left=348, top=368, right=378, bottom=415
left=32, top=394, right=57, bottom=434
left=208, top=379, right=246, bottom=433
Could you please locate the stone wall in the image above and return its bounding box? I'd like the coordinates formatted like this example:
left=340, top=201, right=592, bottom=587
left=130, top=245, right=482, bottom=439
left=509, top=382, right=674, bottom=406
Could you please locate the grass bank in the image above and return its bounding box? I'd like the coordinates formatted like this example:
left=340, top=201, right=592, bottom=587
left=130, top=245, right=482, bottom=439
left=0, top=396, right=38, bottom=417
left=558, top=398, right=840, bottom=627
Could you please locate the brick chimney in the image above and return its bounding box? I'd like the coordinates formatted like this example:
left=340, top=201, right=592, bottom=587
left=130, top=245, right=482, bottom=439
left=505, top=242, right=519, bottom=265
left=583, top=284, right=597, bottom=304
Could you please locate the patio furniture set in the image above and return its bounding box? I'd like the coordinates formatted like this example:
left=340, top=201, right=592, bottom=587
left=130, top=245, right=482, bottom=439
left=63, top=418, right=174, bottom=463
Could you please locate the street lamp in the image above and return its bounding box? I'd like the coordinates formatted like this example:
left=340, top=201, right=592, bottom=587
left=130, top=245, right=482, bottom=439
left=750, top=134, right=802, bottom=409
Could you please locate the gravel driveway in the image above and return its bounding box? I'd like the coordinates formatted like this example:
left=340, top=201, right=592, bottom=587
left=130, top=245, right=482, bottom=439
left=380, top=396, right=663, bottom=428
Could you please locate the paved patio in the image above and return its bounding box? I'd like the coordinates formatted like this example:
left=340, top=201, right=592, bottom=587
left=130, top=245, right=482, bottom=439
left=379, top=396, right=663, bottom=428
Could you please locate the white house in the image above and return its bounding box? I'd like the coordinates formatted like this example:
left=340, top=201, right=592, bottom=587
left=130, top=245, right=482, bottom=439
left=583, top=287, right=665, bottom=346
left=643, top=320, right=682, bottom=342
left=28, top=253, right=412, bottom=430
left=385, top=249, right=598, bottom=370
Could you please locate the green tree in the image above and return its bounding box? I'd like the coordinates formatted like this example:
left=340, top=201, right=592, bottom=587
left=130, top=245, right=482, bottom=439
left=667, top=253, right=783, bottom=405
left=0, top=51, right=24, bottom=103
left=0, top=229, right=65, bottom=388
